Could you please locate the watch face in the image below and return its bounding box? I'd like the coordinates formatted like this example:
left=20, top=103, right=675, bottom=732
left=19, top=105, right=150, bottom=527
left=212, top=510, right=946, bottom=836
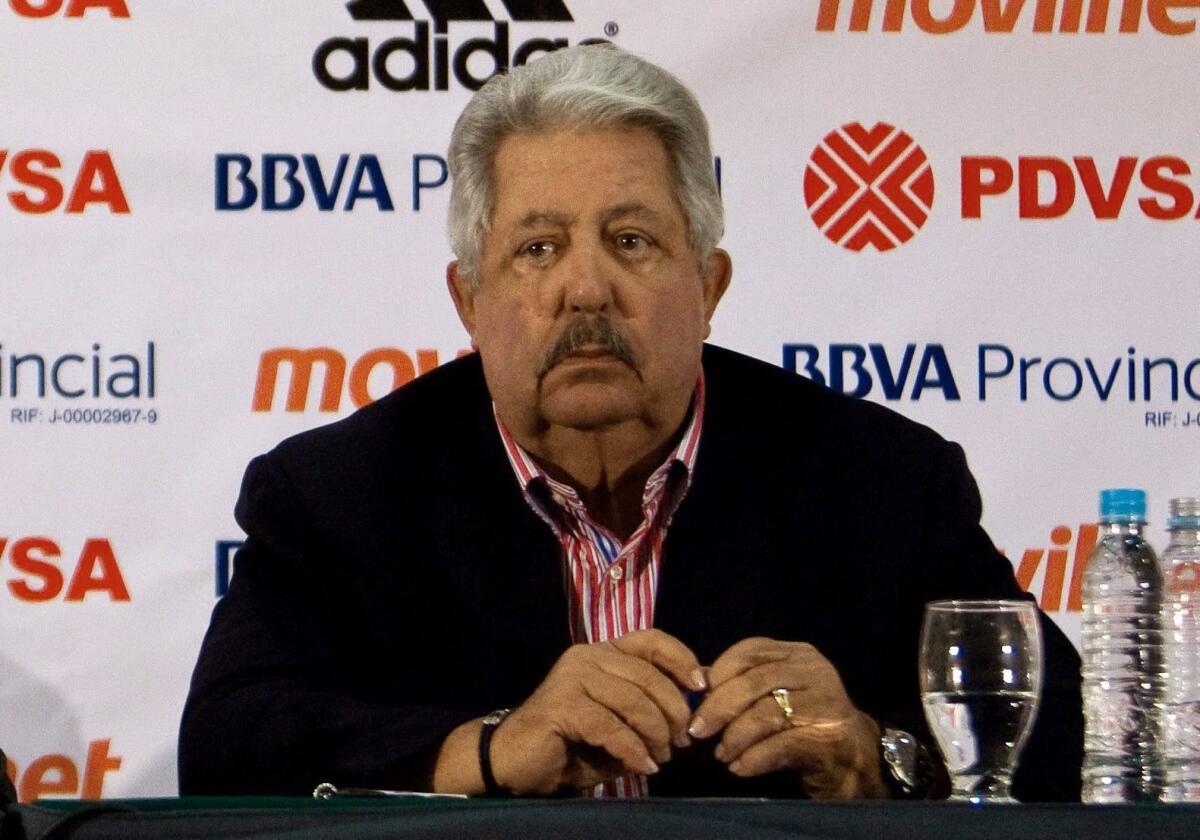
left=881, top=728, right=926, bottom=796
left=483, top=709, right=511, bottom=727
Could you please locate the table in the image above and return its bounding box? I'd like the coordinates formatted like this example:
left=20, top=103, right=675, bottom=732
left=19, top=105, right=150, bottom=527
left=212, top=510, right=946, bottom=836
left=3, top=797, right=1196, bottom=840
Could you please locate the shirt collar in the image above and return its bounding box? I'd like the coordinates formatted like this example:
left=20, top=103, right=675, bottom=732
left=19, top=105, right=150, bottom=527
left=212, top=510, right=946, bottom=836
left=494, top=371, right=706, bottom=506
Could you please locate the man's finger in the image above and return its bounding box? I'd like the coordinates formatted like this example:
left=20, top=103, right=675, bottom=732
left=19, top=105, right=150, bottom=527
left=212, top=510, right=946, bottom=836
left=727, top=728, right=813, bottom=778
left=580, top=672, right=674, bottom=763
left=594, top=651, right=693, bottom=747
left=712, top=695, right=790, bottom=763
left=609, top=629, right=707, bottom=692
left=691, top=662, right=809, bottom=738
left=705, top=637, right=791, bottom=688
left=568, top=702, right=661, bottom=776
left=728, top=722, right=868, bottom=800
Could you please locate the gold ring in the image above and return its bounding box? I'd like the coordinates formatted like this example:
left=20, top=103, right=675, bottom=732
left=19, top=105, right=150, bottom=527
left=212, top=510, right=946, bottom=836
left=771, top=688, right=794, bottom=721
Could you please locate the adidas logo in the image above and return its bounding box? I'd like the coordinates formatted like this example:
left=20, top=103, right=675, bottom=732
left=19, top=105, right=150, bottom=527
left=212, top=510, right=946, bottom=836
left=346, top=0, right=572, bottom=24
left=316, top=0, right=594, bottom=91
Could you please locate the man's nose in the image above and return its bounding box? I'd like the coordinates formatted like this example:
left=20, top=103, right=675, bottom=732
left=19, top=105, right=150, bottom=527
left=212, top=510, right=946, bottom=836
left=560, top=240, right=615, bottom=314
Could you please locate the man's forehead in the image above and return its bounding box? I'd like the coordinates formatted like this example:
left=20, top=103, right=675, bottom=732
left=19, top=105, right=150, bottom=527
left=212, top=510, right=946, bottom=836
left=495, top=124, right=667, bottom=157
left=490, top=126, right=671, bottom=185
left=512, top=203, right=666, bottom=230
left=484, top=127, right=683, bottom=236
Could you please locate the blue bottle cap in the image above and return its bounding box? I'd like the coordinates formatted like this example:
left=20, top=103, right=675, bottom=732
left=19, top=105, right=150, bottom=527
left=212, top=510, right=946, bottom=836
left=1168, top=515, right=1200, bottom=531
left=1168, top=498, right=1200, bottom=530
left=1099, top=488, right=1147, bottom=523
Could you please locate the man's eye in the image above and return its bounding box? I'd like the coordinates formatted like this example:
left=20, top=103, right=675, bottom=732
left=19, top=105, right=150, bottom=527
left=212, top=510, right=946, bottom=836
left=521, top=241, right=555, bottom=259
left=616, top=233, right=648, bottom=253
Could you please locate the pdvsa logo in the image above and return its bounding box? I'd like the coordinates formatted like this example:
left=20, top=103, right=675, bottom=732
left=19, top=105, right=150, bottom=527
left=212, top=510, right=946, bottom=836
left=0, top=150, right=129, bottom=214
left=315, top=0, right=603, bottom=93
left=964, top=155, right=1200, bottom=221
left=5, top=740, right=122, bottom=802
left=814, top=0, right=1199, bottom=35
left=802, top=124, right=1200, bottom=250
left=0, top=537, right=131, bottom=602
left=252, top=346, right=470, bottom=413
left=804, top=122, right=934, bottom=252
left=6, top=0, right=128, bottom=18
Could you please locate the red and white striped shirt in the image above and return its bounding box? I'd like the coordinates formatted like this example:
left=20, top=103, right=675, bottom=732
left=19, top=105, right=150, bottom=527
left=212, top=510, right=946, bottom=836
left=494, top=375, right=706, bottom=798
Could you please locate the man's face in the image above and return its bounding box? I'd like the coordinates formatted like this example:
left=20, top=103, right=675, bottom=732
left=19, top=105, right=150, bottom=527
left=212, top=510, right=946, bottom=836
left=449, top=126, right=730, bottom=434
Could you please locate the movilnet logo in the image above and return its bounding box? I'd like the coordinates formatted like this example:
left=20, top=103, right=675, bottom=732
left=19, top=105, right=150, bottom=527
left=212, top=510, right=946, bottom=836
left=1008, top=523, right=1099, bottom=612
left=252, top=345, right=471, bottom=413
left=6, top=0, right=128, bottom=18
left=5, top=740, right=122, bottom=802
left=316, top=0, right=600, bottom=92
left=814, top=0, right=1199, bottom=35
left=803, top=122, right=934, bottom=252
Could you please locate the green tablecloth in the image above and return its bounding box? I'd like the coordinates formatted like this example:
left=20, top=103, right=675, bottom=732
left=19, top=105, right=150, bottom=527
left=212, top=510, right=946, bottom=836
left=4, top=797, right=1197, bottom=840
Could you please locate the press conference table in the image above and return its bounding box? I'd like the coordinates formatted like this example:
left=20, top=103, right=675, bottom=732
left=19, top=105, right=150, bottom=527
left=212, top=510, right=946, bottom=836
left=3, top=796, right=1196, bottom=840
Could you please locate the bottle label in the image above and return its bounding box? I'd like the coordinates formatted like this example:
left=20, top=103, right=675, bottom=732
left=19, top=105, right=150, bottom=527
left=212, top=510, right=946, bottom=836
left=1169, top=562, right=1200, bottom=595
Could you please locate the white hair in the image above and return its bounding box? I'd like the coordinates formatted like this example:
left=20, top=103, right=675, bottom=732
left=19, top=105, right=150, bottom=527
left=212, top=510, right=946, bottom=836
left=446, top=43, right=724, bottom=286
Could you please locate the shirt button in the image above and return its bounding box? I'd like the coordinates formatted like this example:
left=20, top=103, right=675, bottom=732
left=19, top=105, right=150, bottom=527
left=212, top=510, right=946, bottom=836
left=609, top=565, right=624, bottom=582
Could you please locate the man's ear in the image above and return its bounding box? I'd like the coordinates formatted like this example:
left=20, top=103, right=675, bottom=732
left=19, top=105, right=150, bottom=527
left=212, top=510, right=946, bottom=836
left=446, top=261, right=479, bottom=349
left=700, top=248, right=732, bottom=338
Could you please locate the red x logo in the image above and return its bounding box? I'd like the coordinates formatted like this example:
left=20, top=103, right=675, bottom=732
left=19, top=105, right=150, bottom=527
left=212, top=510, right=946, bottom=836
left=804, top=122, right=935, bottom=252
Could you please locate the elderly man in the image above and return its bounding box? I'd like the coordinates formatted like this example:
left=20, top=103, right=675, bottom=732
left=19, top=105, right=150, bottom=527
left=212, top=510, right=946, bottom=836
left=180, top=44, right=1081, bottom=800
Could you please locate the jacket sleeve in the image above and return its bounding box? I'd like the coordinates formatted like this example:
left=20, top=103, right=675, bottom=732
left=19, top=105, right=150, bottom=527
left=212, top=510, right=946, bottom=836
left=177, top=451, right=478, bottom=795
left=923, top=441, right=1083, bottom=803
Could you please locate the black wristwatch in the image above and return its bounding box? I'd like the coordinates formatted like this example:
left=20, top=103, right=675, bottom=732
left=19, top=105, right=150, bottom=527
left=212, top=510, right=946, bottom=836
left=478, top=708, right=513, bottom=797
left=879, top=727, right=935, bottom=799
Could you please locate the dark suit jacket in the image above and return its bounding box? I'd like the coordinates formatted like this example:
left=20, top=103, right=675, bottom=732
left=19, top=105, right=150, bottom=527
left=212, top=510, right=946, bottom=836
left=178, top=344, right=1082, bottom=800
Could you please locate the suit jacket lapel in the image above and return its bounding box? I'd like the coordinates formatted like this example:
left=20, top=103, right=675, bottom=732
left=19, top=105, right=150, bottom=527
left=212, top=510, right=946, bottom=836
left=654, top=349, right=763, bottom=664
left=433, top=378, right=572, bottom=699
left=654, top=346, right=826, bottom=666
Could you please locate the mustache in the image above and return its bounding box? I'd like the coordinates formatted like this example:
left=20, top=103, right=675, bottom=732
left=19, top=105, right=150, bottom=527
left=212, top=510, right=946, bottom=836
left=538, top=318, right=637, bottom=378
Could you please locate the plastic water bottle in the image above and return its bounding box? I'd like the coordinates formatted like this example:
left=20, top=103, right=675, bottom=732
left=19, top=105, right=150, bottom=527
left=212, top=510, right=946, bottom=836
left=1081, top=488, right=1164, bottom=802
left=1162, top=497, right=1200, bottom=803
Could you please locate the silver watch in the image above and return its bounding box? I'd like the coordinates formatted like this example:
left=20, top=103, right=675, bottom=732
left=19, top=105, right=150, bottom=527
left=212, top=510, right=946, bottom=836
left=879, top=727, right=934, bottom=798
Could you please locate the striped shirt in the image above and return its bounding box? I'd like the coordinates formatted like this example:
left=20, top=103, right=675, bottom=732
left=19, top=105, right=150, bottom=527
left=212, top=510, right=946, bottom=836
left=494, top=375, right=706, bottom=798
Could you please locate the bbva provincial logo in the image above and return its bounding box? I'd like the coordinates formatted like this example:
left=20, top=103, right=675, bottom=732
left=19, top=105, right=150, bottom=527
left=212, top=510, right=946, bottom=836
left=803, top=121, right=934, bottom=252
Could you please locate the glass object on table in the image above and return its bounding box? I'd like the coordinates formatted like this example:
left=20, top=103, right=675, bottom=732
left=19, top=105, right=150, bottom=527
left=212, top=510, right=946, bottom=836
left=919, top=599, right=1043, bottom=803
left=1081, top=488, right=1163, bottom=803
left=1163, top=496, right=1200, bottom=803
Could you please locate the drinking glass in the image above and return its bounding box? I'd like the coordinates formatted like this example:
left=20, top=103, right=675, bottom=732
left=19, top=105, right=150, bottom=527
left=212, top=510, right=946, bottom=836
left=919, top=599, right=1043, bottom=803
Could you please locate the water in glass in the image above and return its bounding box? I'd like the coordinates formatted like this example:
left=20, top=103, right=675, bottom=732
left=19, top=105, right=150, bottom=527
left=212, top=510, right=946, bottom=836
left=920, top=600, right=1043, bottom=803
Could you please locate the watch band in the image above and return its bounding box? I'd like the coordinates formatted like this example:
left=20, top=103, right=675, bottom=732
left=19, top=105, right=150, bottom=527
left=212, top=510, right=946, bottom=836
left=478, top=708, right=513, bottom=797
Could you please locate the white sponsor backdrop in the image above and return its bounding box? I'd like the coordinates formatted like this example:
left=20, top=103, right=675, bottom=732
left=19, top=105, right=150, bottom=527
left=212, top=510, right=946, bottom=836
left=1, top=0, right=1195, bottom=799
